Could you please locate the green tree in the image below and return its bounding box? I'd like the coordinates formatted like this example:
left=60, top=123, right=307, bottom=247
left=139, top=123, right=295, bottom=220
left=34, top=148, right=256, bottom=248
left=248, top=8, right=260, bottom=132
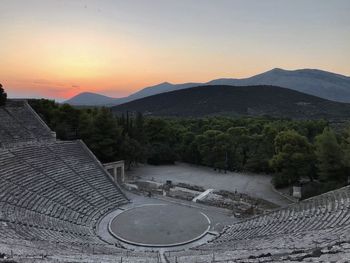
left=121, top=135, right=145, bottom=170
left=244, top=134, right=271, bottom=172
left=133, top=112, right=147, bottom=144
left=226, top=127, right=250, bottom=170
left=77, top=110, right=93, bottom=140
left=0, top=84, right=7, bottom=106
left=212, top=132, right=231, bottom=171
left=144, top=118, right=179, bottom=164
left=147, top=142, right=177, bottom=165
left=270, top=130, right=314, bottom=187
left=53, top=104, right=80, bottom=139
left=28, top=102, right=336, bottom=187
left=343, top=126, right=350, bottom=172
left=195, top=130, right=222, bottom=167
left=314, top=128, right=345, bottom=182
left=88, top=108, right=122, bottom=162
left=178, top=131, right=201, bottom=164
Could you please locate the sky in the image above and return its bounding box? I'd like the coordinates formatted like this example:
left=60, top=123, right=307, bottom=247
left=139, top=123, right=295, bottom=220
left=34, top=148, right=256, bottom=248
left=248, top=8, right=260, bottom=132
left=0, top=0, right=349, bottom=100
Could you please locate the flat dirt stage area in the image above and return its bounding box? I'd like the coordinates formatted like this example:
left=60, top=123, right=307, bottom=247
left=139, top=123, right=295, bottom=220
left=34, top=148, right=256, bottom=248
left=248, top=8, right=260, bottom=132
left=109, top=204, right=210, bottom=247
left=129, top=162, right=291, bottom=206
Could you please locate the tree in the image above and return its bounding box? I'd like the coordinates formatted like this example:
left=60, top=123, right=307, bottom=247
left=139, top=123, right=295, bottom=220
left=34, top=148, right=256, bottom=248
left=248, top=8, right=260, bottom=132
left=342, top=126, right=350, bottom=173
left=178, top=131, right=200, bottom=164
left=212, top=132, right=231, bottom=171
left=270, top=130, right=314, bottom=187
left=244, top=134, right=271, bottom=172
left=27, top=102, right=338, bottom=191
left=53, top=104, right=80, bottom=139
left=121, top=135, right=145, bottom=170
left=226, top=127, right=250, bottom=170
left=77, top=111, right=93, bottom=140
left=0, top=84, right=7, bottom=106
left=88, top=108, right=122, bottom=162
left=147, top=142, right=177, bottom=165
left=314, top=128, right=345, bottom=182
left=195, top=130, right=223, bottom=167
left=133, top=112, right=147, bottom=144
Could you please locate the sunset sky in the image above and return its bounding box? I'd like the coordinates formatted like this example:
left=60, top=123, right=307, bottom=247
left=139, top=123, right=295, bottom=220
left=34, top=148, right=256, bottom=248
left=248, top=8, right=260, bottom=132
left=1, top=0, right=349, bottom=100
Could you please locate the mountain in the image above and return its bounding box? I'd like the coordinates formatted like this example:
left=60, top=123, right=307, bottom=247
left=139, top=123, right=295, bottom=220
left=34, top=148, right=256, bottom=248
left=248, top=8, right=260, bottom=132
left=125, top=82, right=200, bottom=101
left=111, top=85, right=350, bottom=120
left=64, top=82, right=200, bottom=106
left=207, top=68, right=350, bottom=103
left=65, top=68, right=350, bottom=106
left=64, top=92, right=119, bottom=106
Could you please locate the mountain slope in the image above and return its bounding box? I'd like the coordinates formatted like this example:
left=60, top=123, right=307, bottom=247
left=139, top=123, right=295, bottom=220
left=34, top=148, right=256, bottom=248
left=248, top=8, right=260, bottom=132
left=64, top=83, right=200, bottom=106
left=64, top=92, right=120, bottom=106
left=125, top=82, right=201, bottom=101
left=65, top=68, right=350, bottom=106
left=111, top=85, right=350, bottom=120
left=208, top=68, right=350, bottom=102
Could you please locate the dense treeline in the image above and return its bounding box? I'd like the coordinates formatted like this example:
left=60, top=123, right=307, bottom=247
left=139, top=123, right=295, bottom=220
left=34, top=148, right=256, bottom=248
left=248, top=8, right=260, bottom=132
left=29, top=99, right=350, bottom=194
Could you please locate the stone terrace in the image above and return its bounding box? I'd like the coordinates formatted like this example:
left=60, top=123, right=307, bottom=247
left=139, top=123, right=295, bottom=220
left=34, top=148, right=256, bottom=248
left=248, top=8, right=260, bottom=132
left=0, top=140, right=140, bottom=259
left=0, top=100, right=54, bottom=146
left=166, top=185, right=350, bottom=262
left=0, top=100, right=161, bottom=262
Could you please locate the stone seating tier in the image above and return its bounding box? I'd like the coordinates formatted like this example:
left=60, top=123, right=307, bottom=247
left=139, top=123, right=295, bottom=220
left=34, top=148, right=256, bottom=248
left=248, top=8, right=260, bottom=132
left=1, top=100, right=350, bottom=262
left=0, top=100, right=54, bottom=145
left=0, top=140, right=129, bottom=256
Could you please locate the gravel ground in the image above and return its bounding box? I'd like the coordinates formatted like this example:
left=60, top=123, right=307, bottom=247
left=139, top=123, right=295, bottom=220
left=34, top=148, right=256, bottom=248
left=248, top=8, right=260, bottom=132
left=128, top=162, right=292, bottom=207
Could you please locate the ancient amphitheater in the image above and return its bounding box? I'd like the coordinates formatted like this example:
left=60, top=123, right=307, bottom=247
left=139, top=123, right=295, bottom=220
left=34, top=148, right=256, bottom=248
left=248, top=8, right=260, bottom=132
left=1, top=100, right=350, bottom=262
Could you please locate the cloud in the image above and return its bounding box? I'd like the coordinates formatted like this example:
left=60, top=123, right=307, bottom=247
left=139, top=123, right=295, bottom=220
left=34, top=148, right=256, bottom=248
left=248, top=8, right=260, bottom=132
left=32, top=79, right=52, bottom=84
left=32, top=79, right=64, bottom=86
left=46, top=87, right=73, bottom=93
left=71, top=84, right=80, bottom=88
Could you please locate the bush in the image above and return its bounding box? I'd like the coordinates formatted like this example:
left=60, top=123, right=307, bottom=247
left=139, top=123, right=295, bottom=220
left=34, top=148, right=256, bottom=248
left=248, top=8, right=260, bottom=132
left=0, top=84, right=7, bottom=106
left=147, top=143, right=177, bottom=165
left=272, top=174, right=290, bottom=189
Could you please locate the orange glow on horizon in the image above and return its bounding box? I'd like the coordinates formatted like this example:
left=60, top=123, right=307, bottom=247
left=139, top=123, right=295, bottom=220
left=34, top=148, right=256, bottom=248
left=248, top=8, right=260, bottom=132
left=1, top=1, right=349, bottom=100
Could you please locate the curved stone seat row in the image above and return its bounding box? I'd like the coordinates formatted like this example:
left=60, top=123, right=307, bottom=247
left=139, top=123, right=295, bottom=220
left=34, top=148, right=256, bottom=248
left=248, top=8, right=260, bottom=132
left=0, top=100, right=54, bottom=145
left=0, top=139, right=131, bottom=257
left=167, top=228, right=350, bottom=262
left=0, top=237, right=160, bottom=263
left=0, top=101, right=162, bottom=261
left=208, top=186, right=350, bottom=245
left=166, top=240, right=350, bottom=263
left=0, top=142, right=127, bottom=226
left=166, top=186, right=350, bottom=262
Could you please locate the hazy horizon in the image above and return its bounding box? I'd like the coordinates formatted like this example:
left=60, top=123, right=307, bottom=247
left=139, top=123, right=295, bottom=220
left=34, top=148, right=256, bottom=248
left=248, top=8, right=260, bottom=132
left=1, top=0, right=349, bottom=100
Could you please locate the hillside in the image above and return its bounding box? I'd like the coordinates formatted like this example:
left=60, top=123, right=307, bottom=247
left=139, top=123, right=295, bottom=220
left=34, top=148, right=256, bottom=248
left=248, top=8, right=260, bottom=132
left=111, top=85, right=350, bottom=120
left=208, top=68, right=350, bottom=103
left=65, top=68, right=350, bottom=106
left=64, top=92, right=119, bottom=106
left=129, top=68, right=350, bottom=104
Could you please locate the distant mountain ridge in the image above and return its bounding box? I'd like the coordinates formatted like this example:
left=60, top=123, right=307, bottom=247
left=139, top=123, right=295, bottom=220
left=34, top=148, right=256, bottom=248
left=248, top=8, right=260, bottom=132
left=65, top=92, right=117, bottom=106
left=111, top=85, right=350, bottom=120
left=64, top=68, right=350, bottom=106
